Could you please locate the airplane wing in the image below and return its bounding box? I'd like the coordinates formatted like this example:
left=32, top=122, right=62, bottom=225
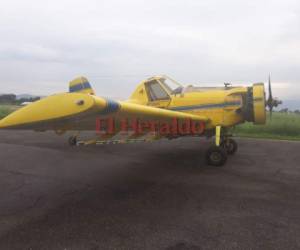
left=0, top=93, right=208, bottom=133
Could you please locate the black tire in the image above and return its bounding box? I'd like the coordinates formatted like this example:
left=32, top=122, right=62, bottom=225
left=206, top=146, right=228, bottom=167
left=221, top=138, right=238, bottom=155
left=68, top=136, right=77, bottom=146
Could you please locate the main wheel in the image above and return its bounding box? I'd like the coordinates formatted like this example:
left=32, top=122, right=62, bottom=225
left=205, top=146, right=228, bottom=167
left=221, top=138, right=238, bottom=155
left=68, top=136, right=77, bottom=146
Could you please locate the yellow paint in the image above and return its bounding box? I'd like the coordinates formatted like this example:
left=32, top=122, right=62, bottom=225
left=0, top=75, right=268, bottom=138
left=129, top=76, right=249, bottom=129
left=216, top=126, right=221, bottom=146
left=0, top=93, right=99, bottom=128
left=253, top=83, right=266, bottom=125
left=69, top=76, right=95, bottom=95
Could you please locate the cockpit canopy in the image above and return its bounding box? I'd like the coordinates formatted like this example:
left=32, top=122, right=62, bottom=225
left=145, top=75, right=183, bottom=101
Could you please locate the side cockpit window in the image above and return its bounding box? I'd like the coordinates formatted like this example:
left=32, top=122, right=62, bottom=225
left=147, top=80, right=170, bottom=101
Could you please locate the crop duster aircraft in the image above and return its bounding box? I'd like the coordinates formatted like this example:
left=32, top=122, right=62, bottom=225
left=0, top=75, right=281, bottom=166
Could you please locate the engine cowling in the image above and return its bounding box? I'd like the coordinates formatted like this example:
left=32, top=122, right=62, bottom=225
left=252, top=83, right=266, bottom=124
left=243, top=83, right=266, bottom=125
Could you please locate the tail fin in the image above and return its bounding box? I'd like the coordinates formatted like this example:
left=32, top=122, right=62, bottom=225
left=69, top=76, right=95, bottom=95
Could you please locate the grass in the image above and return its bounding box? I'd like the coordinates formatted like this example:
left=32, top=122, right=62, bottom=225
left=0, top=105, right=20, bottom=119
left=233, top=112, right=300, bottom=141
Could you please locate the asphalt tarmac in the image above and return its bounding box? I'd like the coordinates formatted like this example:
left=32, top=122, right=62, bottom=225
left=0, top=130, right=299, bottom=250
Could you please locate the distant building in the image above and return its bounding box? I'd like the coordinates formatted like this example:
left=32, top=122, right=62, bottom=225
left=20, top=102, right=32, bottom=106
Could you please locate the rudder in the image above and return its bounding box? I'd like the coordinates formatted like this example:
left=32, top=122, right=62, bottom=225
left=69, top=76, right=95, bottom=95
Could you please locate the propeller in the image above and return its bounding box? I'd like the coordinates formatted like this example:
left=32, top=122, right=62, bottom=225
left=266, top=74, right=282, bottom=119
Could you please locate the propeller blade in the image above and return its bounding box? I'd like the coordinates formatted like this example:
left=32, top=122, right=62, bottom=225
left=268, top=74, right=273, bottom=100
left=267, top=74, right=273, bottom=120
left=266, top=74, right=282, bottom=120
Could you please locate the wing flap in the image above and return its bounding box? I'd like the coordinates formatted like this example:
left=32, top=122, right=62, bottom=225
left=118, top=100, right=208, bottom=122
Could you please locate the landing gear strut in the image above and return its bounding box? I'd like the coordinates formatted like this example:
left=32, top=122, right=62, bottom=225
left=206, top=126, right=227, bottom=166
left=205, top=126, right=238, bottom=167
left=68, top=131, right=80, bottom=146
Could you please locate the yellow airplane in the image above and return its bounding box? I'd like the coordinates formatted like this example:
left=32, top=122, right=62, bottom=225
left=0, top=75, right=281, bottom=166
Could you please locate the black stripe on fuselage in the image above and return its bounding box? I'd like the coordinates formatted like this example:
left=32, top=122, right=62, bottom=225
left=168, top=101, right=241, bottom=111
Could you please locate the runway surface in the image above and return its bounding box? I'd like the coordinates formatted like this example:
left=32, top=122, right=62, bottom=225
left=0, top=130, right=299, bottom=250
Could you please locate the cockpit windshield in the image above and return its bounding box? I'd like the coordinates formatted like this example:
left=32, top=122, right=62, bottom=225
left=159, top=76, right=183, bottom=95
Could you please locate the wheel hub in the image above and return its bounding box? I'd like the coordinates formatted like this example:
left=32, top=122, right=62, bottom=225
left=210, top=152, right=221, bottom=162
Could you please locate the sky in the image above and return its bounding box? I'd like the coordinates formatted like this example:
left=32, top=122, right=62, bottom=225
left=0, top=0, right=299, bottom=102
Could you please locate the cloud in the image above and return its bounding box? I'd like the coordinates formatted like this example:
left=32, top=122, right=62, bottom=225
left=0, top=0, right=299, bottom=99
left=0, top=44, right=62, bottom=62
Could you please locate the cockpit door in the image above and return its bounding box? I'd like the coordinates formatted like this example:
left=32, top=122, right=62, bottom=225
left=145, top=79, right=171, bottom=108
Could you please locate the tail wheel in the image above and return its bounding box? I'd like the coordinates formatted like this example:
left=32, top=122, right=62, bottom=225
left=221, top=138, right=238, bottom=155
left=206, top=146, right=228, bottom=167
left=68, top=136, right=77, bottom=146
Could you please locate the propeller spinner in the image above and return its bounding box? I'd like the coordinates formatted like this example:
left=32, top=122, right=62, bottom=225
left=266, top=75, right=282, bottom=118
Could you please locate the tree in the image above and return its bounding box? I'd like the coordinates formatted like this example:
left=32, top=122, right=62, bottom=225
left=0, top=94, right=16, bottom=104
left=16, top=96, right=40, bottom=105
left=279, top=108, right=289, bottom=113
